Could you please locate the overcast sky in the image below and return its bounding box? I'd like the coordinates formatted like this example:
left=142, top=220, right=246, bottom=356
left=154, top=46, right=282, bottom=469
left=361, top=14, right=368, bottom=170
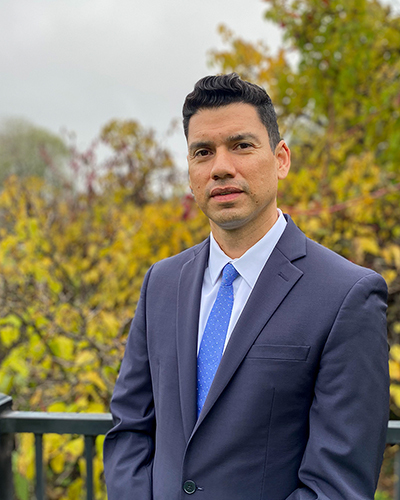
left=1, top=0, right=399, bottom=169
left=0, top=0, right=284, bottom=168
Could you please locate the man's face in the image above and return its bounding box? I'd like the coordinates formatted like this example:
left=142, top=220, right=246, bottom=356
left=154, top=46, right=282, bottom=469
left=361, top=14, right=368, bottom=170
left=187, top=103, right=290, bottom=237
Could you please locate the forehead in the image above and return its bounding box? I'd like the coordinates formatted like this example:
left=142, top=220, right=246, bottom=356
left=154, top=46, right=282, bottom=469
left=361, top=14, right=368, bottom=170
left=187, top=102, right=268, bottom=142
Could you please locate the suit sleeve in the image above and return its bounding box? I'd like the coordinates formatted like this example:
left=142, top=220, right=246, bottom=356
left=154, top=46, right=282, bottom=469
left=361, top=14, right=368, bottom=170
left=285, top=272, right=389, bottom=500
left=103, top=267, right=155, bottom=500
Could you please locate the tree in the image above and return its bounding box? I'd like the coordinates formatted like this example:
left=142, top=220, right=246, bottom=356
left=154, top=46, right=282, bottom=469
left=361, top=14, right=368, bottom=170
left=0, top=118, right=69, bottom=185
left=100, top=119, right=177, bottom=205
left=0, top=122, right=208, bottom=499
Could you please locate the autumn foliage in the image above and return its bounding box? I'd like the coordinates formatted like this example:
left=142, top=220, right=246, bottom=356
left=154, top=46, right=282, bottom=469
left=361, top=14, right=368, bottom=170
left=0, top=122, right=208, bottom=498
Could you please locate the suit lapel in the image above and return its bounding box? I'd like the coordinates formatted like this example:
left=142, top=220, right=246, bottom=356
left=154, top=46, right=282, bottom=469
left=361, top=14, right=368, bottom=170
left=194, top=217, right=306, bottom=429
left=176, top=239, right=209, bottom=441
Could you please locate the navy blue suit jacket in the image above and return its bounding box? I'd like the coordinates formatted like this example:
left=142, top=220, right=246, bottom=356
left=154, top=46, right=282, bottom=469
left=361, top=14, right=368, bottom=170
left=103, top=216, right=389, bottom=499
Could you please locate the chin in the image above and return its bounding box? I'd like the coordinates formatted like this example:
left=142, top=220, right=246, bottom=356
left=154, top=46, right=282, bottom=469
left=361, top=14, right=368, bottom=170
left=211, top=215, right=250, bottom=231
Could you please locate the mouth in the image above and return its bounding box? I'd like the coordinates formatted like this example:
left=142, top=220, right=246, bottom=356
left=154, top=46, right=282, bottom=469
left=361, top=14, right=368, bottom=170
left=210, top=186, right=243, bottom=202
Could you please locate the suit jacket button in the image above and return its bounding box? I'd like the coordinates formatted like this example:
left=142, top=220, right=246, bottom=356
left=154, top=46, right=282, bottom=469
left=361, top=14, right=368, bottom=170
left=183, top=480, right=197, bottom=494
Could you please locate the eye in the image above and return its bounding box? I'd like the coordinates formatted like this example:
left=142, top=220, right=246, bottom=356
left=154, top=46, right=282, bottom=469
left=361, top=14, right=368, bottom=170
left=194, top=149, right=211, bottom=157
left=236, top=142, right=253, bottom=150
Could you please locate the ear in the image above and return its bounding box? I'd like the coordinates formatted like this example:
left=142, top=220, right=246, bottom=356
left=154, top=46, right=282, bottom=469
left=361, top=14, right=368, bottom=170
left=275, top=140, right=291, bottom=180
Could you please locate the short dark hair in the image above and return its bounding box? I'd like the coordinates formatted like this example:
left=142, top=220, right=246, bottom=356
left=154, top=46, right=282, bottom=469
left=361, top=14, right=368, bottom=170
left=182, top=73, right=281, bottom=151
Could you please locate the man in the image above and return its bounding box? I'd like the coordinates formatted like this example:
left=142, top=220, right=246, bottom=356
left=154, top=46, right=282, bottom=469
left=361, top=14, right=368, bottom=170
left=103, top=73, right=389, bottom=499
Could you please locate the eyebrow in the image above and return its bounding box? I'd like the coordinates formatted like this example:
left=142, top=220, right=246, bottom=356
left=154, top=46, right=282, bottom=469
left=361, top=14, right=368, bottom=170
left=188, top=133, right=260, bottom=155
left=188, top=141, right=213, bottom=155
left=226, top=133, right=260, bottom=143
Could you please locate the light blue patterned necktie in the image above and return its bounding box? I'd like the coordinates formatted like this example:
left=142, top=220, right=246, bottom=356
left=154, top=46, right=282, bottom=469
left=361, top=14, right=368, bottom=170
left=197, top=263, right=240, bottom=417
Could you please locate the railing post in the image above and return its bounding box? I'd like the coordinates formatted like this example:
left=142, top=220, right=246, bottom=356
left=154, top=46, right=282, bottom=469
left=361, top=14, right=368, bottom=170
left=35, top=433, right=45, bottom=500
left=0, top=394, right=14, bottom=500
left=85, top=435, right=95, bottom=500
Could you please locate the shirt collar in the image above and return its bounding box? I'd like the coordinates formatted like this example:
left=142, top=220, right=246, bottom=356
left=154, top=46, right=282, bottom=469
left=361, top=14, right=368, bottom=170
left=208, top=209, right=287, bottom=289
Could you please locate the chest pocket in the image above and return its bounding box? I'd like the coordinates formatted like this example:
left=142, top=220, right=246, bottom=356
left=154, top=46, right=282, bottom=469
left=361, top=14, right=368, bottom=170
left=246, top=344, right=310, bottom=361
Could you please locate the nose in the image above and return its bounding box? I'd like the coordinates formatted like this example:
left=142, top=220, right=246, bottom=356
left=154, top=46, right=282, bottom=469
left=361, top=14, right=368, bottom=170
left=210, top=148, right=237, bottom=180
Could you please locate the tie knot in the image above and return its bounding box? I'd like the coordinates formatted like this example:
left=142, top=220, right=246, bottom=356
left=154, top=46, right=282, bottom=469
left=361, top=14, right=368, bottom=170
left=221, top=263, right=239, bottom=286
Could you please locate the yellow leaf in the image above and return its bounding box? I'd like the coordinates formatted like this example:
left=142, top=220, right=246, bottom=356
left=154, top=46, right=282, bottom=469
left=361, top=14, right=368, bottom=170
left=382, top=269, right=397, bottom=286
left=50, top=453, right=65, bottom=474
left=79, top=371, right=107, bottom=392
left=49, top=336, right=74, bottom=361
left=389, top=360, right=400, bottom=381
left=48, top=402, right=67, bottom=412
left=76, top=350, right=96, bottom=366
left=0, top=325, right=20, bottom=347
left=64, top=437, right=84, bottom=459
left=356, top=236, right=380, bottom=256
left=391, top=385, right=400, bottom=408
left=391, top=345, right=400, bottom=363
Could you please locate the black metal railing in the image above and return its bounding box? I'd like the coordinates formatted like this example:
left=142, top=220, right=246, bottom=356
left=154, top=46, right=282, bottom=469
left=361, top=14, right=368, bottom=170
left=2, top=393, right=400, bottom=499
left=0, top=394, right=113, bottom=500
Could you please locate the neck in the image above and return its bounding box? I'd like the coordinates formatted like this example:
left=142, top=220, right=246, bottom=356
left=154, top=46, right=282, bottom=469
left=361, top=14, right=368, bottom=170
left=210, top=211, right=279, bottom=259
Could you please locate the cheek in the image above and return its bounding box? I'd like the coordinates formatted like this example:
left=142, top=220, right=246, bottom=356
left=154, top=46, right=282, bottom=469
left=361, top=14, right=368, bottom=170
left=257, top=166, right=278, bottom=187
left=193, top=187, right=206, bottom=205
left=189, top=171, right=205, bottom=191
left=189, top=181, right=204, bottom=202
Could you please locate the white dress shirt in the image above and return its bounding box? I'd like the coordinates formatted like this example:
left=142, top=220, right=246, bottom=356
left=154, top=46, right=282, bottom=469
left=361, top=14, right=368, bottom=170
left=197, top=209, right=287, bottom=353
